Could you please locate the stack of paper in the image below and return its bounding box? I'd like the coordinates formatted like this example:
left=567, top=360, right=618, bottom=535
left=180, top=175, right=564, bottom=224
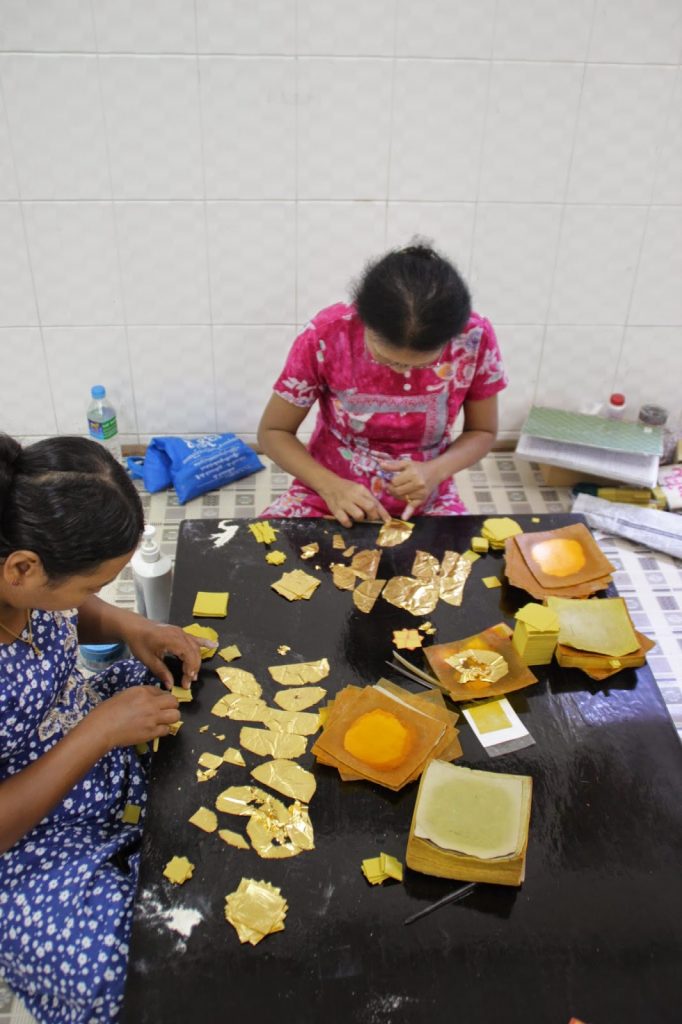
left=547, top=595, right=655, bottom=680
left=512, top=603, right=560, bottom=665
left=406, top=761, right=533, bottom=886
left=504, top=523, right=614, bottom=599
left=312, top=681, right=461, bottom=791
left=481, top=517, right=522, bottom=550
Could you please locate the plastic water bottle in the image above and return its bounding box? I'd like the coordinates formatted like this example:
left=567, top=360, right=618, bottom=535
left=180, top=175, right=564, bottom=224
left=131, top=525, right=173, bottom=622
left=87, top=385, right=122, bottom=462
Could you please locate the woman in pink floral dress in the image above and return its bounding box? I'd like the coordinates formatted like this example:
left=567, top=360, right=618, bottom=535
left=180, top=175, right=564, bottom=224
left=259, top=245, right=507, bottom=526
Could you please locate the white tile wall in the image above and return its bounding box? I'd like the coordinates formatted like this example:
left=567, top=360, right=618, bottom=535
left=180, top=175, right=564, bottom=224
left=0, top=1, right=680, bottom=446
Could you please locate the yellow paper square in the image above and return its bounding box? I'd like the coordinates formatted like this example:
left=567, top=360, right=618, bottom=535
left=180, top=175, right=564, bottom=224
left=219, top=645, right=242, bottom=663
left=467, top=699, right=512, bottom=735
left=482, top=576, right=502, bottom=589
left=193, top=591, right=229, bottom=618
left=121, top=803, right=141, bottom=825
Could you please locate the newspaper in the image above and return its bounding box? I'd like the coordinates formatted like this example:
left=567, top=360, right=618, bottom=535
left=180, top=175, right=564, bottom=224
left=572, top=493, right=682, bottom=560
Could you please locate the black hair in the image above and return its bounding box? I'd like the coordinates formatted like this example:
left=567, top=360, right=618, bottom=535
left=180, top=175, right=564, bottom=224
left=353, top=243, right=472, bottom=353
left=0, top=434, right=144, bottom=581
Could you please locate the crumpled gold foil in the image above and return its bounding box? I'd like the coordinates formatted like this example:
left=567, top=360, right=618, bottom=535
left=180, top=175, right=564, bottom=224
left=239, top=726, right=308, bottom=759
left=350, top=549, right=381, bottom=580
left=439, top=557, right=472, bottom=606
left=439, top=550, right=461, bottom=576
left=331, top=564, right=356, bottom=590
left=251, top=758, right=317, bottom=803
left=274, top=685, right=326, bottom=712
left=268, top=658, right=330, bottom=685
left=444, top=648, right=509, bottom=686
left=224, top=878, right=288, bottom=945
left=263, top=708, right=321, bottom=735
left=300, top=542, right=319, bottom=560
left=216, top=787, right=315, bottom=861
left=411, top=551, right=441, bottom=581
left=352, top=578, right=386, bottom=614
left=382, top=576, right=440, bottom=616
left=216, top=667, right=263, bottom=698
left=377, top=519, right=415, bottom=548
left=215, top=785, right=272, bottom=815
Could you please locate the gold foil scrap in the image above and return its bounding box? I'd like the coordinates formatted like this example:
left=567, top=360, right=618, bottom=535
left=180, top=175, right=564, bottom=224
left=263, top=708, right=321, bottom=736
left=274, top=686, right=327, bottom=712
left=216, top=666, right=263, bottom=698
left=211, top=693, right=268, bottom=722
left=218, top=828, right=249, bottom=850
left=343, top=545, right=357, bottom=558
left=377, top=518, right=415, bottom=548
left=300, top=542, right=319, bottom=560
left=332, top=564, right=356, bottom=591
left=224, top=879, right=287, bottom=946
left=171, top=685, right=192, bottom=703
left=182, top=623, right=219, bottom=659
left=268, top=658, right=330, bottom=686
left=350, top=549, right=381, bottom=580
left=439, top=557, right=472, bottom=607
left=167, top=720, right=183, bottom=735
left=277, top=644, right=291, bottom=656
left=352, top=578, right=386, bottom=614
left=198, top=751, right=224, bottom=770
left=245, top=796, right=313, bottom=860
left=392, top=628, right=424, bottom=651
left=199, top=725, right=208, bottom=733
left=332, top=533, right=346, bottom=550
left=251, top=759, right=317, bottom=803
left=188, top=806, right=218, bottom=833
left=215, top=785, right=272, bottom=816
left=240, top=726, right=308, bottom=760
left=265, top=550, right=287, bottom=565
left=218, top=644, right=242, bottom=663
left=223, top=747, right=246, bottom=767
left=249, top=521, right=278, bottom=545
left=271, top=569, right=321, bottom=601
left=444, top=648, right=509, bottom=686
left=411, top=551, right=441, bottom=581
left=382, top=576, right=440, bottom=616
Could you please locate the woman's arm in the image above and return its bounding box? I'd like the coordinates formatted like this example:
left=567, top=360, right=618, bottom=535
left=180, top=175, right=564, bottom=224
left=0, top=686, right=178, bottom=854
left=380, top=395, right=499, bottom=514
left=77, top=598, right=205, bottom=689
left=258, top=394, right=389, bottom=525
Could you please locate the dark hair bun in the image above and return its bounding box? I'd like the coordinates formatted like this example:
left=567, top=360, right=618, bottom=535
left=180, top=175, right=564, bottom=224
left=0, top=434, right=22, bottom=505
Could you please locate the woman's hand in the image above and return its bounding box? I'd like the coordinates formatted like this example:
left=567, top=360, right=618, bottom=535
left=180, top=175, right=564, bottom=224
left=318, top=476, right=390, bottom=528
left=379, top=459, right=442, bottom=519
left=90, top=686, right=180, bottom=750
left=122, top=619, right=209, bottom=689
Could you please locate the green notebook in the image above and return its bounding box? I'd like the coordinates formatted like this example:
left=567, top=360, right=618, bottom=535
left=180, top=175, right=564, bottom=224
left=522, top=407, right=663, bottom=456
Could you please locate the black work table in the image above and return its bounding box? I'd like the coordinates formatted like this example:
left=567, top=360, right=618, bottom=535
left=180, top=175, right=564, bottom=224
left=122, top=515, right=682, bottom=1024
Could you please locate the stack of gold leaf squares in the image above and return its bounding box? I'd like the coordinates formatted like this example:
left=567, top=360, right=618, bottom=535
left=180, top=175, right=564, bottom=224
left=224, top=878, right=288, bottom=945
left=312, top=680, right=461, bottom=790
left=547, top=595, right=655, bottom=680
left=481, top=517, right=522, bottom=550
left=512, top=603, right=560, bottom=666
left=504, top=523, right=615, bottom=599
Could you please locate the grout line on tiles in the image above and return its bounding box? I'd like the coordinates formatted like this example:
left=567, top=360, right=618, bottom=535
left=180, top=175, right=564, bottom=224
left=91, top=1, right=141, bottom=441
left=0, top=63, right=59, bottom=434
left=294, top=0, right=299, bottom=326
left=530, top=0, right=600, bottom=408
left=383, top=0, right=399, bottom=242
left=193, top=0, right=219, bottom=434
left=467, top=0, right=500, bottom=280
left=1, top=198, right=674, bottom=208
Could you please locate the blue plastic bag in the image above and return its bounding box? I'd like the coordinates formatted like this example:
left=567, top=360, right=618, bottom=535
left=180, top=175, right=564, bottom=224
left=127, top=434, right=264, bottom=504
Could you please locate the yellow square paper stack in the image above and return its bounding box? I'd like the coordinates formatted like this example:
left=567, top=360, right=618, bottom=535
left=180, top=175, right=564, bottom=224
left=512, top=603, right=560, bottom=666
left=481, top=517, right=522, bottom=551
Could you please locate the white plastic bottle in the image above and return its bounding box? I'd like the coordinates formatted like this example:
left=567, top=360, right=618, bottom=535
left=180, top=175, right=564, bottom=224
left=131, top=525, right=173, bottom=623
left=87, top=385, right=122, bottom=462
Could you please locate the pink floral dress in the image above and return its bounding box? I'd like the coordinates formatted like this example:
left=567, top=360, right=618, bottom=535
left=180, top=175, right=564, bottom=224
left=261, top=303, right=507, bottom=518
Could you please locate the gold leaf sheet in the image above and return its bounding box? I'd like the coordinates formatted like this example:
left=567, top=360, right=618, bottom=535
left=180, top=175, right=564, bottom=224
left=224, top=878, right=287, bottom=946
left=262, top=708, right=321, bottom=736
left=382, top=576, right=440, bottom=616
left=268, top=658, right=330, bottom=686
left=240, top=727, right=308, bottom=759
left=377, top=519, right=415, bottom=547
left=353, top=578, right=386, bottom=614
left=350, top=549, right=381, bottom=580
left=216, top=667, right=263, bottom=698
left=274, top=685, right=327, bottom=711
left=251, top=759, right=317, bottom=803
left=332, top=564, right=356, bottom=590
left=218, top=645, right=241, bottom=663
left=300, top=542, right=319, bottom=560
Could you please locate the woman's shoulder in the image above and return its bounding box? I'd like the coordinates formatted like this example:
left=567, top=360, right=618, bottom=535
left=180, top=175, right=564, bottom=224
left=462, top=310, right=495, bottom=338
left=303, top=302, right=358, bottom=337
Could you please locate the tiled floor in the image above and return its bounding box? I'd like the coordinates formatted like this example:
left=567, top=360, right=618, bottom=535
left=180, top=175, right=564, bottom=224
left=2, top=452, right=680, bottom=1022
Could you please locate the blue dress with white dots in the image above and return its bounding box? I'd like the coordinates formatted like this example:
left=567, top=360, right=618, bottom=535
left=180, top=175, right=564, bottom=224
left=0, top=609, right=153, bottom=1024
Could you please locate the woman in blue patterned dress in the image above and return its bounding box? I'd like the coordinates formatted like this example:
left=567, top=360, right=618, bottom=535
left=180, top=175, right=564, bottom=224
left=0, top=435, right=204, bottom=1023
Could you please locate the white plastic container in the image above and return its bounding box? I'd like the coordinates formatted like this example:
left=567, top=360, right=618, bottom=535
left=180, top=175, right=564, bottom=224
left=131, top=525, right=173, bottom=622
left=605, top=393, right=626, bottom=420
left=87, top=385, right=122, bottom=462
